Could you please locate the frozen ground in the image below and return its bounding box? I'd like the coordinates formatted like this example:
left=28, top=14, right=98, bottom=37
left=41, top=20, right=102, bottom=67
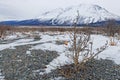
left=0, top=32, right=120, bottom=79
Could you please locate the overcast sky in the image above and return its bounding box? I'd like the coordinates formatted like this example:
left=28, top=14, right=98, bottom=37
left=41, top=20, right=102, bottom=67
left=0, top=0, right=120, bottom=21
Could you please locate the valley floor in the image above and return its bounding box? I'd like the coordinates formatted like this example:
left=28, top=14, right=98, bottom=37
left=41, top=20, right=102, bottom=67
left=0, top=31, right=120, bottom=80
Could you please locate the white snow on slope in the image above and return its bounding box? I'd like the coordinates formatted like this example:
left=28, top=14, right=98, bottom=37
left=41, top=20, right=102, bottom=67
left=57, top=4, right=120, bottom=24
left=39, top=8, right=64, bottom=21
left=38, top=4, right=120, bottom=24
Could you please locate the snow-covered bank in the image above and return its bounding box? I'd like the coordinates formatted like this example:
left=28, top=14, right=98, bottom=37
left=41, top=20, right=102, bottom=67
left=0, top=32, right=120, bottom=74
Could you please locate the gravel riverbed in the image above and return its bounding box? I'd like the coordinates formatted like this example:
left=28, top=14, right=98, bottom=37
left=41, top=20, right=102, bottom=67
left=0, top=39, right=120, bottom=80
left=0, top=44, right=59, bottom=80
left=43, top=59, right=120, bottom=80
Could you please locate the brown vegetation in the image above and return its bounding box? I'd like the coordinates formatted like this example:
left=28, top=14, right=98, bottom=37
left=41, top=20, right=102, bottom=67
left=57, top=12, right=108, bottom=78
left=0, top=25, right=13, bottom=38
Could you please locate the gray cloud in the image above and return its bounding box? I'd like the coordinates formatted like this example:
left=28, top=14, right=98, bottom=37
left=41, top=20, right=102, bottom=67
left=0, top=0, right=120, bottom=21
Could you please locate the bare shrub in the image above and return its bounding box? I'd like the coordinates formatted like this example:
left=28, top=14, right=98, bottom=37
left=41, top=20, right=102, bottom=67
left=58, top=11, right=108, bottom=78
left=105, top=19, right=118, bottom=46
left=105, top=19, right=117, bottom=37
left=0, top=25, right=11, bottom=38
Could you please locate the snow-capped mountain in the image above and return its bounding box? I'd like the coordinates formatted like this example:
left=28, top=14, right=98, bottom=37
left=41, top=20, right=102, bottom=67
left=0, top=4, right=120, bottom=26
left=39, top=8, right=64, bottom=21
left=38, top=4, right=120, bottom=25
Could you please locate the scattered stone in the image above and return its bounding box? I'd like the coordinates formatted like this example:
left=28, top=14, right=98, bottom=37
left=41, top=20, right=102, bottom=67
left=42, top=59, right=120, bottom=80
left=0, top=44, right=59, bottom=80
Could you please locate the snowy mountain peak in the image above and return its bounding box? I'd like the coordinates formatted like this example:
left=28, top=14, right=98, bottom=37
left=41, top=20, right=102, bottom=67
left=39, top=8, right=64, bottom=20
left=0, top=4, right=120, bottom=26
left=67, top=4, right=104, bottom=11
left=39, top=4, right=120, bottom=25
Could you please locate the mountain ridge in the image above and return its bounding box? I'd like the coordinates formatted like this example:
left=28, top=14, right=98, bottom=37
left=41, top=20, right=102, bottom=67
left=0, top=4, right=120, bottom=26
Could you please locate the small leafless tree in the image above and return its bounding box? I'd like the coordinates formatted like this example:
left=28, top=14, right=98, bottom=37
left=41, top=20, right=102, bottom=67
left=59, top=11, right=108, bottom=78
left=70, top=12, right=108, bottom=71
